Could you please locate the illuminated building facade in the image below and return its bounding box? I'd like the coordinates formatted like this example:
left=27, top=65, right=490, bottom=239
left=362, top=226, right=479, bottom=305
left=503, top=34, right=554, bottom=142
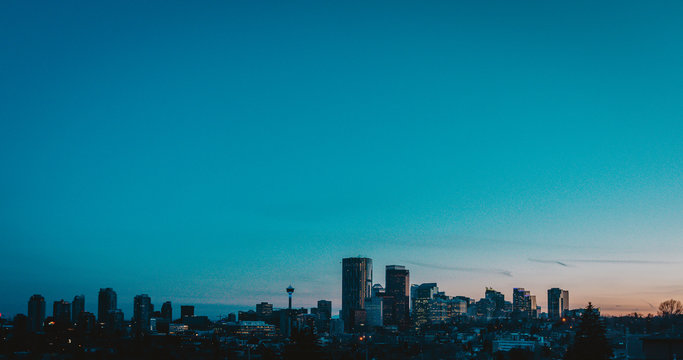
left=341, top=257, right=372, bottom=332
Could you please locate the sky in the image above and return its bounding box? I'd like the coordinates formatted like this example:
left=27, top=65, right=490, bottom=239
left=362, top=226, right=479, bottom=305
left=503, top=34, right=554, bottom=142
left=1, top=0, right=682, bottom=319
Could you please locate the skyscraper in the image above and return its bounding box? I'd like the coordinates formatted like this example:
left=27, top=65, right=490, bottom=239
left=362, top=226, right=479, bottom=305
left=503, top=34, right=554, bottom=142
left=548, top=288, right=569, bottom=320
left=365, top=284, right=384, bottom=328
left=485, top=288, right=505, bottom=315
left=28, top=294, right=46, bottom=332
left=53, top=299, right=71, bottom=325
left=341, top=257, right=373, bottom=332
left=98, top=288, right=117, bottom=323
left=410, top=284, right=419, bottom=313
left=161, top=301, right=172, bottom=321
left=385, top=265, right=410, bottom=330
left=316, top=300, right=332, bottom=333
left=512, top=288, right=537, bottom=318
left=412, top=283, right=438, bottom=329
left=133, top=294, right=152, bottom=332
left=512, top=288, right=529, bottom=314
left=529, top=294, right=538, bottom=318
left=72, top=295, right=85, bottom=323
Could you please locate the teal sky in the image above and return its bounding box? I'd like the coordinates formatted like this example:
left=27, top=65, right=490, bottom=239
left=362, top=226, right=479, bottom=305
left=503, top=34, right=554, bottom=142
left=1, top=0, right=682, bottom=318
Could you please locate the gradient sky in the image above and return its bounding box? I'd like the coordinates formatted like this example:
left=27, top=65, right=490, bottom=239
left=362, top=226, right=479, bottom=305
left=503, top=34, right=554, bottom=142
left=1, top=0, right=682, bottom=319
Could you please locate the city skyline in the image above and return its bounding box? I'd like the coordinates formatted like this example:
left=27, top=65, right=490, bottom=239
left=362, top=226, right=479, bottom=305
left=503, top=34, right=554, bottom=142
left=2, top=0, right=683, bottom=321
left=1, top=256, right=669, bottom=320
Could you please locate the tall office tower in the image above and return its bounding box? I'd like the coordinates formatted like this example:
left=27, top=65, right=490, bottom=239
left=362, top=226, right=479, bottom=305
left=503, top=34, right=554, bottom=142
left=72, top=295, right=85, bottom=323
left=133, top=294, right=152, bottom=332
left=412, top=283, right=439, bottom=329
left=485, top=288, right=505, bottom=314
left=548, top=288, right=569, bottom=320
left=256, top=302, right=273, bottom=318
left=410, top=284, right=419, bottom=313
left=28, top=294, right=46, bottom=332
left=341, top=257, right=373, bottom=332
left=529, top=295, right=537, bottom=318
left=161, top=301, right=172, bottom=321
left=98, top=288, right=117, bottom=323
left=365, top=284, right=384, bottom=328
left=512, top=288, right=530, bottom=314
left=77, top=312, right=96, bottom=333
left=316, top=300, right=332, bottom=333
left=53, top=299, right=71, bottom=325
left=385, top=265, right=410, bottom=330
left=180, top=305, right=195, bottom=318
left=106, top=309, right=124, bottom=331
left=512, top=288, right=537, bottom=318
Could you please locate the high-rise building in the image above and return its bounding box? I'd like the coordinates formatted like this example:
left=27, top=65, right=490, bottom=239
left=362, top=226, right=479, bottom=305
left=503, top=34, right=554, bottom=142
left=512, top=288, right=529, bottom=314
left=548, top=288, right=569, bottom=320
left=366, top=284, right=384, bottom=328
left=412, top=283, right=439, bottom=329
left=428, top=293, right=450, bottom=323
left=485, top=288, right=505, bottom=315
left=181, top=305, right=194, bottom=318
left=256, top=302, right=273, bottom=318
left=106, top=309, right=124, bottom=331
left=385, top=265, right=410, bottom=330
left=28, top=294, right=46, bottom=332
left=452, top=296, right=470, bottom=315
left=72, top=295, right=85, bottom=323
left=133, top=294, right=152, bottom=332
left=98, top=288, right=117, bottom=323
left=53, top=299, right=71, bottom=325
left=76, top=312, right=96, bottom=333
left=512, top=288, right=537, bottom=318
left=316, top=300, right=332, bottom=333
left=161, top=301, right=172, bottom=321
left=341, top=257, right=372, bottom=332
left=410, top=284, right=419, bottom=313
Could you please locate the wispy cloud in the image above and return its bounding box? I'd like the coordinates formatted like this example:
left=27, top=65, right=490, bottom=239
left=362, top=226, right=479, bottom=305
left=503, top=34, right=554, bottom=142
left=643, top=300, right=656, bottom=310
left=528, top=258, right=679, bottom=267
left=565, top=259, right=680, bottom=264
left=528, top=258, right=569, bottom=267
left=403, top=260, right=512, bottom=277
left=390, top=234, right=612, bottom=252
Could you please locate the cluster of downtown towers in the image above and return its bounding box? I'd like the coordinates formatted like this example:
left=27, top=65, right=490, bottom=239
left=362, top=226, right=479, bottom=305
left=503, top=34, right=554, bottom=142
left=340, top=257, right=569, bottom=332
left=26, top=289, right=180, bottom=334
left=342, top=257, right=570, bottom=333
left=22, top=256, right=570, bottom=335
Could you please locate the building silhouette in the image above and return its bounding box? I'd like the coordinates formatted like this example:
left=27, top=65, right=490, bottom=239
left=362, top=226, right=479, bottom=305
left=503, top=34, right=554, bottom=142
left=106, top=309, right=124, bottom=332
left=548, top=288, right=569, bottom=320
left=28, top=294, right=46, bottom=332
left=485, top=288, right=505, bottom=316
left=412, top=283, right=439, bottom=329
left=98, top=288, right=117, bottom=323
left=341, top=257, right=373, bottom=332
left=256, top=302, right=273, bottom=318
left=53, top=299, right=71, bottom=326
left=133, top=294, right=152, bottom=332
left=366, top=284, right=384, bottom=328
left=385, top=265, right=410, bottom=330
left=161, top=301, right=172, bottom=321
left=181, top=305, right=194, bottom=318
left=72, top=295, right=85, bottom=324
left=281, top=286, right=296, bottom=337
left=76, top=311, right=96, bottom=333
left=513, top=288, right=538, bottom=319
left=317, top=300, right=332, bottom=333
